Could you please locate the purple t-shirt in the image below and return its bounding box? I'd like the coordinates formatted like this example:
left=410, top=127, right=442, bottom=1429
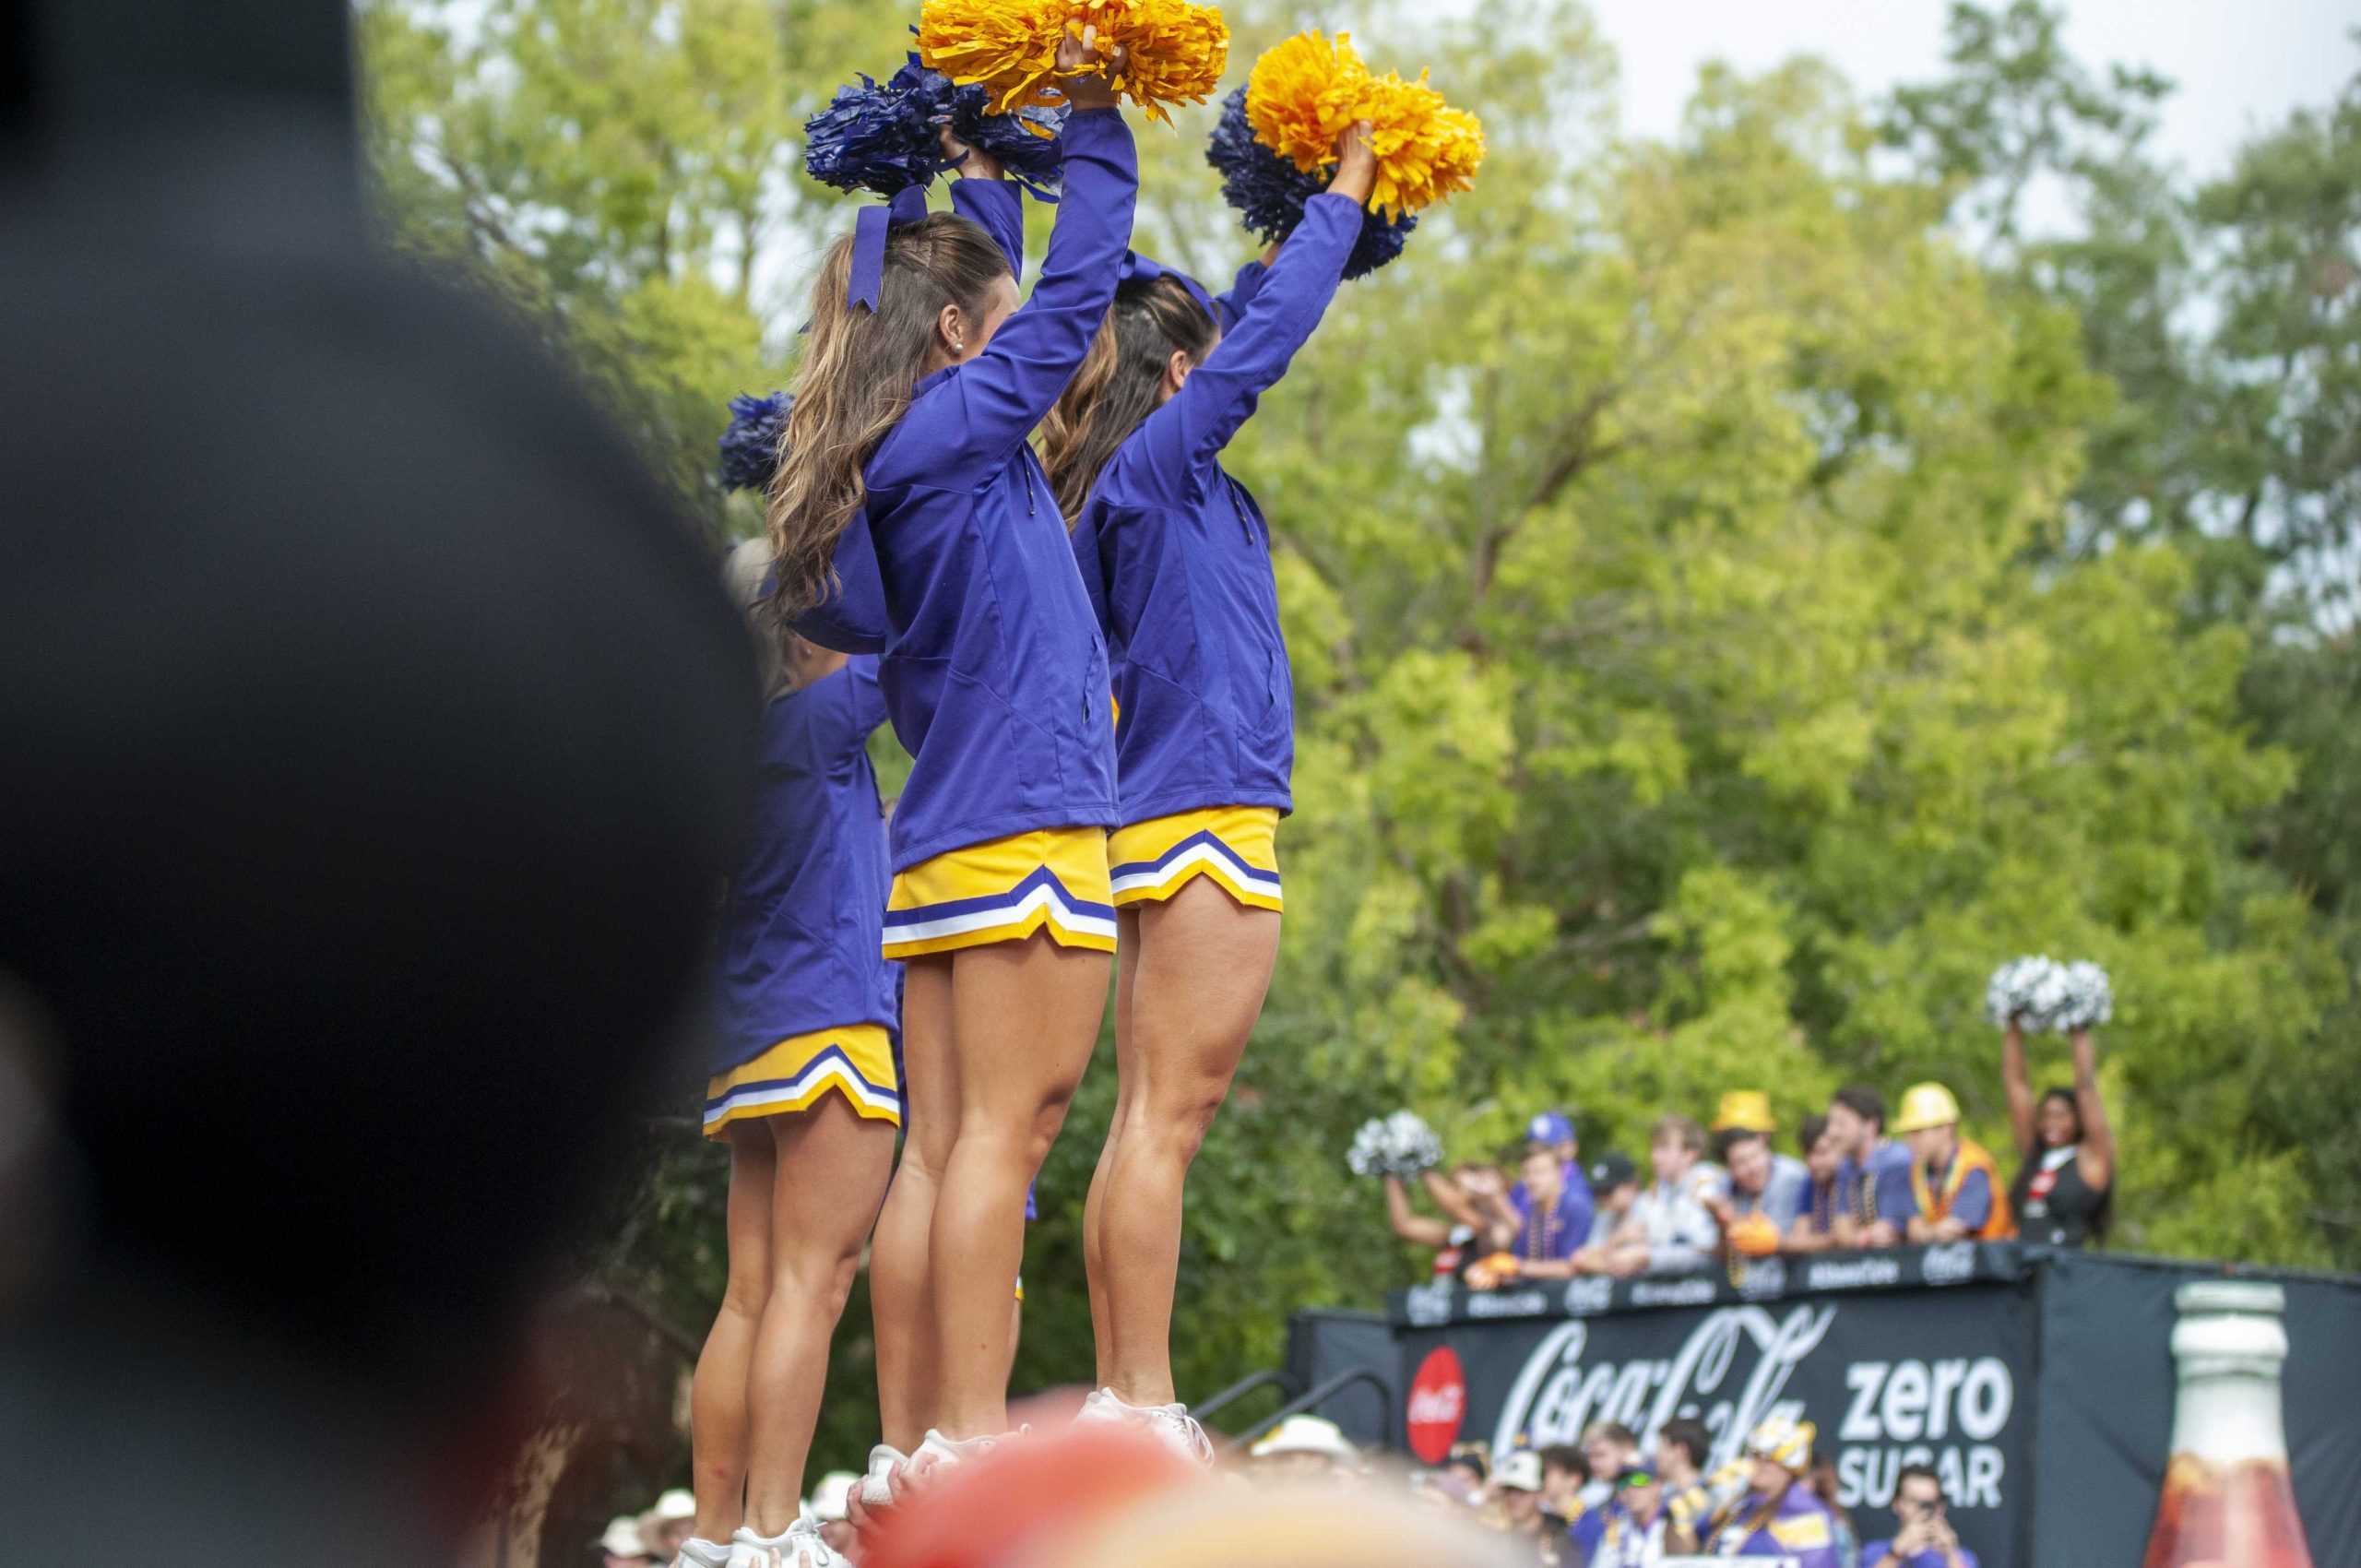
left=1840, top=1140, right=1916, bottom=1229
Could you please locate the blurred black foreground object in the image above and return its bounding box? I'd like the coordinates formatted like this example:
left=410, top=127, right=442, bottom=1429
left=0, top=4, right=759, bottom=1563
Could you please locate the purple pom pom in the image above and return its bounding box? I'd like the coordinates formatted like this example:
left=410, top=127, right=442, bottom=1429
left=893, top=54, right=1066, bottom=197
left=718, top=392, right=789, bottom=493
left=1205, top=87, right=1415, bottom=281
left=802, top=71, right=950, bottom=197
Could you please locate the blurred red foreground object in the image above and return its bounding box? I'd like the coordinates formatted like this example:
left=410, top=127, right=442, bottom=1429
left=860, top=1425, right=1201, bottom=1568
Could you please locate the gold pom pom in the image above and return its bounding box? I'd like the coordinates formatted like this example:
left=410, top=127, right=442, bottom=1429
left=1074, top=0, right=1229, bottom=125
left=918, top=0, right=1071, bottom=118
left=918, top=0, right=1228, bottom=125
left=1244, top=30, right=1486, bottom=218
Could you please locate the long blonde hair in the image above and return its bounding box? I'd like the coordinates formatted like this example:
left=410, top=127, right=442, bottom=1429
left=764, top=213, right=1010, bottom=624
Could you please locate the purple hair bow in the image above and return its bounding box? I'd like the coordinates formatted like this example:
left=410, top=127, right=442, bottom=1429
left=1119, top=251, right=1216, bottom=323
left=848, top=184, right=934, bottom=314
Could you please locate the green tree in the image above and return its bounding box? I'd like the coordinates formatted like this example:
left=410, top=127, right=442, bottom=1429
left=353, top=3, right=2355, bottom=1559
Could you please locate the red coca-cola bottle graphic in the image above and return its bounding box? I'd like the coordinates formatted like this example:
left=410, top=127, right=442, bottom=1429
left=2142, top=1280, right=2314, bottom=1568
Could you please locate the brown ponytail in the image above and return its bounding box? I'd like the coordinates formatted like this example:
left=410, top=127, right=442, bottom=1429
left=765, top=213, right=1011, bottom=624
left=1039, top=275, right=1219, bottom=522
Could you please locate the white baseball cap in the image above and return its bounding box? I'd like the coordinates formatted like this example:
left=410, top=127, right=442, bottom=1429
left=807, top=1471, right=859, bottom=1524
left=596, top=1517, right=647, bottom=1558
left=1493, top=1451, right=1545, bottom=1493
left=1248, top=1414, right=1358, bottom=1464
left=644, top=1489, right=695, bottom=1525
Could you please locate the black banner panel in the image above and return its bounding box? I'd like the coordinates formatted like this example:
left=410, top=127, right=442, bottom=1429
left=1398, top=1280, right=2034, bottom=1563
left=1334, top=1246, right=2361, bottom=1567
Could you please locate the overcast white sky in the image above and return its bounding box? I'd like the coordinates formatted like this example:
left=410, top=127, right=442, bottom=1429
left=1596, top=0, right=2355, bottom=182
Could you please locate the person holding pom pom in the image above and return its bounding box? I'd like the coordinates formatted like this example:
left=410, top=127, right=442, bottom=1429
left=765, top=24, right=1136, bottom=1501
left=2002, top=1018, right=2115, bottom=1247
left=678, top=542, right=901, bottom=1568
left=1040, top=122, right=1384, bottom=1459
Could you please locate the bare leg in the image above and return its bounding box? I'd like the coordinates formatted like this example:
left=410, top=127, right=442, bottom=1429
left=1097, top=878, right=1278, bottom=1407
left=929, top=933, right=1110, bottom=1437
left=871, top=956, right=955, bottom=1453
left=741, top=1095, right=897, bottom=1536
left=1083, top=907, right=1144, bottom=1386
left=689, top=1125, right=776, bottom=1546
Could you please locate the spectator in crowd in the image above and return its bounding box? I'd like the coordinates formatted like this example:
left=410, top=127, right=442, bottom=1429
left=637, top=1491, right=696, bottom=1565
left=1655, top=1419, right=1749, bottom=1543
left=2003, top=1025, right=2115, bottom=1248
left=1826, top=1087, right=1914, bottom=1248
left=1487, top=1450, right=1565, bottom=1564
left=1703, top=1419, right=1842, bottom=1565
left=1250, top=1415, right=1361, bottom=1482
left=1516, top=1111, right=1584, bottom=1206
left=1578, top=1422, right=1643, bottom=1513
left=1538, top=1445, right=1591, bottom=1534
left=1861, top=1464, right=1979, bottom=1568
left=1467, top=1146, right=1595, bottom=1289
left=1575, top=1153, right=1642, bottom=1265
left=598, top=1517, right=653, bottom=1568
left=1786, top=1114, right=1846, bottom=1253
left=1809, top=1455, right=1860, bottom=1568
left=1387, top=1161, right=1510, bottom=1279
left=1440, top=1443, right=1492, bottom=1505
left=1599, top=1117, right=1721, bottom=1276
left=1590, top=1462, right=1697, bottom=1567
left=1892, top=1084, right=2017, bottom=1242
left=1707, top=1105, right=1810, bottom=1256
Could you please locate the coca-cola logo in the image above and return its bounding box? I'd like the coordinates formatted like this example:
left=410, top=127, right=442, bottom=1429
left=1406, top=1346, right=1468, bottom=1463
left=1491, top=1305, right=1837, bottom=1464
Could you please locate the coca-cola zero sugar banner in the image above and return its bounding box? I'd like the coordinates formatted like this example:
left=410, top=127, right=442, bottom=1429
left=1398, top=1281, right=2034, bottom=1564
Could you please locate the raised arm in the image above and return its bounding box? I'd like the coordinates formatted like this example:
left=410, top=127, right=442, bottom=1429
left=2072, top=1030, right=2116, bottom=1189
left=945, top=131, right=1026, bottom=281
left=1208, top=244, right=1276, bottom=330
left=1385, top=1173, right=1453, bottom=1247
left=1420, top=1167, right=1486, bottom=1230
left=1114, top=145, right=1370, bottom=504
left=2002, top=1023, right=2037, bottom=1158
left=928, top=97, right=1135, bottom=464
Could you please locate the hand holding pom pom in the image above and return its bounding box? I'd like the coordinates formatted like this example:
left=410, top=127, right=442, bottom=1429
left=1346, top=1110, right=1442, bottom=1180
left=1204, top=86, right=1418, bottom=279
left=1986, top=954, right=2113, bottom=1034
left=1245, top=30, right=1484, bottom=220
left=919, top=0, right=1222, bottom=123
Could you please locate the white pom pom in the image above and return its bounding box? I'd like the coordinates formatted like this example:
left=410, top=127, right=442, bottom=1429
left=2054, top=960, right=2113, bottom=1032
left=1347, top=1116, right=1390, bottom=1179
left=1381, top=1110, right=1442, bottom=1178
left=1987, top=955, right=2065, bottom=1028
left=1987, top=954, right=2113, bottom=1032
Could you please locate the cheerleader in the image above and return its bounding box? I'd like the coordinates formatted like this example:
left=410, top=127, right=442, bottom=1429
left=682, top=545, right=900, bottom=1568
left=765, top=30, right=1134, bottom=1492
left=1039, top=124, right=1382, bottom=1454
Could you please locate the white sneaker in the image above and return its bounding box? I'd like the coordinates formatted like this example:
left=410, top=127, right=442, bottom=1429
left=731, top=1520, right=841, bottom=1568
left=1074, top=1386, right=1215, bottom=1465
left=672, top=1541, right=733, bottom=1568
left=856, top=1443, right=905, bottom=1509
left=896, top=1426, right=1009, bottom=1495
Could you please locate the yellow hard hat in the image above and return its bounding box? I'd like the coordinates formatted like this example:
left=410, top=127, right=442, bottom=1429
left=1745, top=1416, right=1817, bottom=1470
left=1892, top=1082, right=1963, bottom=1134
left=1712, top=1089, right=1777, bottom=1134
